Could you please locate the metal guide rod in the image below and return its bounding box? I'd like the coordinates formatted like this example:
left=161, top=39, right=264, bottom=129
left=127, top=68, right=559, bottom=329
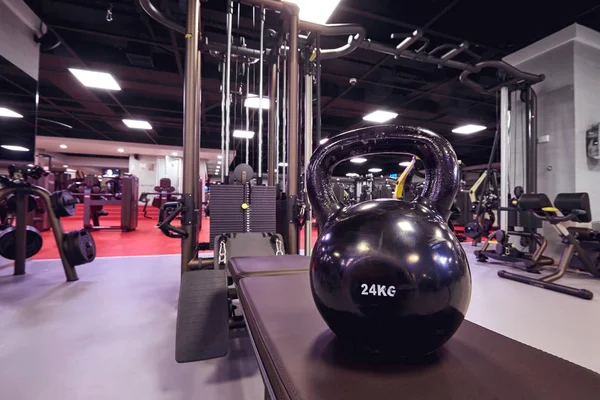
left=282, top=47, right=287, bottom=191
left=181, top=0, right=200, bottom=273
left=287, top=14, right=300, bottom=254
left=14, top=190, right=27, bottom=275
left=268, top=60, right=277, bottom=185
left=275, top=56, right=280, bottom=185
left=258, top=7, right=265, bottom=178
left=531, top=89, right=538, bottom=193
left=224, top=1, right=233, bottom=178
left=245, top=63, right=250, bottom=164
left=499, top=86, right=509, bottom=232
left=304, top=73, right=313, bottom=255
left=315, top=34, right=322, bottom=144
left=220, top=62, right=226, bottom=182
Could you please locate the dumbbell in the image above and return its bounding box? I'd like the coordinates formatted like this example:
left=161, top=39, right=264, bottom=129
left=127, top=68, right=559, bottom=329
left=63, top=230, right=96, bottom=266
left=0, top=225, right=43, bottom=259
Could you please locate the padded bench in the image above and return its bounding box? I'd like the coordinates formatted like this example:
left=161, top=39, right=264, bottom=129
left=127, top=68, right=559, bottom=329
left=228, top=255, right=309, bottom=284
left=231, top=268, right=600, bottom=400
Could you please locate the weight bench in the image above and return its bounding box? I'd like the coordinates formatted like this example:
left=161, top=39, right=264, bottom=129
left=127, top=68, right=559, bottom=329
left=229, top=258, right=600, bottom=400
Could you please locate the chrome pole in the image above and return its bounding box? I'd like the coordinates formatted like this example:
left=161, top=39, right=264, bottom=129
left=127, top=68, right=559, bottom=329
left=224, top=1, right=233, bottom=180
left=258, top=7, right=265, bottom=178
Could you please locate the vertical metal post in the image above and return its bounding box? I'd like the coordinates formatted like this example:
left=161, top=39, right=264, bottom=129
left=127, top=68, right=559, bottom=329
left=13, top=190, right=27, bottom=275
left=315, top=34, right=322, bottom=144
left=221, top=62, right=226, bottom=181
left=500, top=86, right=509, bottom=233
left=258, top=8, right=265, bottom=179
left=181, top=0, right=200, bottom=274
left=282, top=53, right=287, bottom=191
left=224, top=1, right=233, bottom=180
left=268, top=61, right=277, bottom=185
left=287, top=13, right=300, bottom=254
left=304, top=73, right=313, bottom=255
left=275, top=57, right=280, bottom=185
left=524, top=88, right=531, bottom=192
left=245, top=63, right=250, bottom=164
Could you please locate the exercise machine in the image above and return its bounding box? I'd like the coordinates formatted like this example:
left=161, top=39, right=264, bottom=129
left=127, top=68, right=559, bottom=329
left=499, top=193, right=599, bottom=300
left=0, top=165, right=96, bottom=281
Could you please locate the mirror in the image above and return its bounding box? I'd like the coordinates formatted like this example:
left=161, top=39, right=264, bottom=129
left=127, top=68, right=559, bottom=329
left=0, top=55, right=37, bottom=163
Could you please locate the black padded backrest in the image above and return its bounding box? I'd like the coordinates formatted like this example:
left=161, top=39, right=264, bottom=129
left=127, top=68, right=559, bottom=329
left=554, top=193, right=592, bottom=223
left=518, top=193, right=553, bottom=211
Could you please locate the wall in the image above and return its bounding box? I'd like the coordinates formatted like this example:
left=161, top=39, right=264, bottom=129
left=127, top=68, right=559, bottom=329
left=574, top=42, right=600, bottom=219
left=0, top=0, right=41, bottom=80
left=129, top=155, right=160, bottom=194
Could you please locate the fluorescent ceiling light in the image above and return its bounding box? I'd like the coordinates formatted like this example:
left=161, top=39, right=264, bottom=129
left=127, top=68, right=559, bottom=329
left=123, top=119, right=152, bottom=130
left=69, top=68, right=121, bottom=91
left=60, top=144, right=68, bottom=149
left=244, top=95, right=270, bottom=110
left=278, top=162, right=288, bottom=167
left=233, top=129, right=256, bottom=139
left=66, top=168, right=77, bottom=172
left=319, top=138, right=329, bottom=145
left=283, top=0, right=341, bottom=24
left=171, top=152, right=178, bottom=156
left=452, top=124, right=486, bottom=134
left=363, top=110, right=398, bottom=123
left=368, top=168, right=382, bottom=173
left=0, top=107, right=23, bottom=118
left=63, top=165, right=69, bottom=168
left=28, top=164, right=34, bottom=167
left=217, top=161, right=222, bottom=165
left=117, top=148, right=125, bottom=153
left=217, top=155, right=223, bottom=159
left=350, top=157, right=367, bottom=164
left=346, top=173, right=359, bottom=177
left=1, top=145, right=29, bottom=151
left=399, top=161, right=412, bottom=167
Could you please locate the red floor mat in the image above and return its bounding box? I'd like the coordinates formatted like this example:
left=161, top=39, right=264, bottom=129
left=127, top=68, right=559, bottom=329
left=34, top=206, right=319, bottom=259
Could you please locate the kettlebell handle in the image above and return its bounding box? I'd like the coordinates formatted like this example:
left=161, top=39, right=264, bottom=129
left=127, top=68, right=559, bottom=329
left=307, top=125, right=460, bottom=225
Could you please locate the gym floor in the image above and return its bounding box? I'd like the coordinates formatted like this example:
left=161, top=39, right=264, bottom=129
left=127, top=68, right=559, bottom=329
left=2, top=247, right=600, bottom=400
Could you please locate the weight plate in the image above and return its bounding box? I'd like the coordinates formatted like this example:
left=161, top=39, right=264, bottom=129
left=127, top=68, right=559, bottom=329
left=63, top=230, right=96, bottom=266
left=464, top=221, right=483, bottom=239
left=52, top=190, right=77, bottom=218
left=0, top=225, right=43, bottom=260
left=482, top=218, right=493, bottom=234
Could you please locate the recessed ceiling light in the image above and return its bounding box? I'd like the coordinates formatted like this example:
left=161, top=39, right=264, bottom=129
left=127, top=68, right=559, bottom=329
left=319, top=138, right=329, bottom=145
left=363, top=110, right=398, bottom=123
left=346, top=173, right=359, bottom=177
left=0, top=107, right=24, bottom=118
left=1, top=145, right=29, bottom=151
left=399, top=161, right=412, bottom=167
left=68, top=68, right=121, bottom=91
left=171, top=152, right=178, bottom=156
left=368, top=168, right=383, bottom=173
left=28, top=164, right=34, bottom=167
left=452, top=124, right=486, bottom=134
left=244, top=95, right=270, bottom=110
left=278, top=162, right=288, bottom=167
left=217, top=161, right=222, bottom=164
left=117, top=148, right=125, bottom=153
left=350, top=157, right=367, bottom=164
left=123, top=119, right=152, bottom=130
left=283, top=0, right=341, bottom=24
left=63, top=165, right=69, bottom=168
left=233, top=130, right=256, bottom=138
left=217, top=155, right=223, bottom=159
left=60, top=144, right=68, bottom=149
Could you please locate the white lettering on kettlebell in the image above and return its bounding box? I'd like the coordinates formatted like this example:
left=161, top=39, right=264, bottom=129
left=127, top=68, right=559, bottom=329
left=360, top=284, right=396, bottom=297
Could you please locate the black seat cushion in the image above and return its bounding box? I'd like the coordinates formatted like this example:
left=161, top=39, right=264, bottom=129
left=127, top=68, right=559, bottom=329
left=228, top=255, right=309, bottom=284
left=237, top=273, right=600, bottom=400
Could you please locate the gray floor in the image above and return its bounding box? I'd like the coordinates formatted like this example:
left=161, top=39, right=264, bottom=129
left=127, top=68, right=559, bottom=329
left=1, top=249, right=600, bottom=400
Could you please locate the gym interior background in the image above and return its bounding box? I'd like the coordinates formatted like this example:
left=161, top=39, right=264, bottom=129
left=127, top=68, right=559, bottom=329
left=2, top=0, right=600, bottom=399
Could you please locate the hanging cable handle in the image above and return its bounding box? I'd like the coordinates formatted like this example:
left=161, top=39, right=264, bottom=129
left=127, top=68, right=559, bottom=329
left=157, top=201, right=188, bottom=239
left=302, top=22, right=367, bottom=60
left=459, top=60, right=545, bottom=95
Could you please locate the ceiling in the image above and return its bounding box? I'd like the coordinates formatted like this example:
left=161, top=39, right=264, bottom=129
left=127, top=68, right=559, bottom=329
left=4, top=0, right=600, bottom=177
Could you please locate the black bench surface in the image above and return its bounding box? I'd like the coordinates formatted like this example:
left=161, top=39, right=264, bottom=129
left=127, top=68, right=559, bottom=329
left=228, top=255, right=309, bottom=284
left=237, top=272, right=600, bottom=400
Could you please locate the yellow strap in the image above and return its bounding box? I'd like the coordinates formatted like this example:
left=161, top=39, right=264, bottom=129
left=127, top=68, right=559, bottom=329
left=309, top=49, right=317, bottom=62
left=394, top=158, right=416, bottom=199
left=542, top=207, right=559, bottom=213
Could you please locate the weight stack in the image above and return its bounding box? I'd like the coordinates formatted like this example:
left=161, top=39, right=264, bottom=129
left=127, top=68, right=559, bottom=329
left=209, top=185, right=277, bottom=250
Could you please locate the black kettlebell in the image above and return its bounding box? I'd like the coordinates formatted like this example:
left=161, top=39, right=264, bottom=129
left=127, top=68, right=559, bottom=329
left=307, top=125, right=471, bottom=357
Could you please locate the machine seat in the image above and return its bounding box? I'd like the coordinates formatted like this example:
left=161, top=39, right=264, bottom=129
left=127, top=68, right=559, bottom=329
left=228, top=255, right=309, bottom=285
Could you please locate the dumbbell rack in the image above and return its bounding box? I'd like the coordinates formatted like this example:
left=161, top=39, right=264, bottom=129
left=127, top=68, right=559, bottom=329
left=0, top=184, right=78, bottom=280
